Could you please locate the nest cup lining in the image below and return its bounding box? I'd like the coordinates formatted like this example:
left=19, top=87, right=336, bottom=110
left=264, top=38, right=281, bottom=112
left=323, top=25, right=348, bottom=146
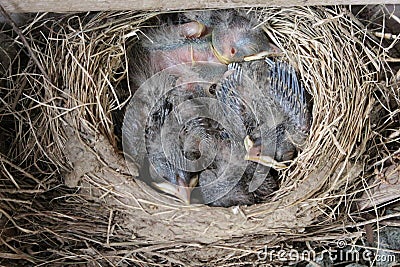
left=1, top=6, right=395, bottom=265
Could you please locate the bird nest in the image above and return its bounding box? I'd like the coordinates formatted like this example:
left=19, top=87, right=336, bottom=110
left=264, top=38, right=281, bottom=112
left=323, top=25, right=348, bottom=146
left=1, top=6, right=399, bottom=266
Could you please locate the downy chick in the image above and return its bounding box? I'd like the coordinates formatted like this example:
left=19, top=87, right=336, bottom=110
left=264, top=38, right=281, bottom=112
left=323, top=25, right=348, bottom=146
left=123, top=63, right=227, bottom=204
left=198, top=59, right=311, bottom=206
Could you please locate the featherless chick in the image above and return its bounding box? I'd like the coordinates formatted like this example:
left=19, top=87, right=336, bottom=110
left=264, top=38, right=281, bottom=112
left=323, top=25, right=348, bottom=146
left=129, top=10, right=280, bottom=82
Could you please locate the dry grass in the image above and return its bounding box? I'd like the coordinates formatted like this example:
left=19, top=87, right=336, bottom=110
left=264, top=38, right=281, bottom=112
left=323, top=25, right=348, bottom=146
left=0, top=6, right=399, bottom=266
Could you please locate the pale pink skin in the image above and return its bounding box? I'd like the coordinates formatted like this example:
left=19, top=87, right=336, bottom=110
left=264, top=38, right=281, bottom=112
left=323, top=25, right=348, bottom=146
left=147, top=21, right=227, bottom=94
left=148, top=44, right=220, bottom=74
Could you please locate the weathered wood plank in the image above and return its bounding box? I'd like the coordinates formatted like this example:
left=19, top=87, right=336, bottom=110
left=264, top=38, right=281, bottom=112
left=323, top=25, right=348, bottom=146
left=0, top=0, right=398, bottom=13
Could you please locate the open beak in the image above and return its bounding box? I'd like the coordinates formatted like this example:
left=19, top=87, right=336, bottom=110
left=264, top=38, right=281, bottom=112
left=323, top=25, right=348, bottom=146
left=153, top=175, right=198, bottom=205
left=243, top=135, right=287, bottom=170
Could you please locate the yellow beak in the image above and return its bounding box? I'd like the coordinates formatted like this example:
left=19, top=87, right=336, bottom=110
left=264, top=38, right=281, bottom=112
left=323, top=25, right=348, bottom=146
left=243, top=135, right=288, bottom=170
left=153, top=175, right=198, bottom=205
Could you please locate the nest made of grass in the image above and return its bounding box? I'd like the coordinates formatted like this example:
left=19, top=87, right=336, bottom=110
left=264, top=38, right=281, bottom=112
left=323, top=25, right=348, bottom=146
left=1, top=6, right=399, bottom=266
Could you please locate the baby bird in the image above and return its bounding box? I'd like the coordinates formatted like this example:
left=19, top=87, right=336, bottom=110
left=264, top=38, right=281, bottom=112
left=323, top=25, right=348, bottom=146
left=198, top=59, right=311, bottom=206
left=122, top=70, right=196, bottom=204
left=132, top=10, right=279, bottom=79
left=123, top=62, right=229, bottom=204
left=243, top=59, right=311, bottom=167
left=216, top=59, right=311, bottom=166
left=208, top=10, right=281, bottom=64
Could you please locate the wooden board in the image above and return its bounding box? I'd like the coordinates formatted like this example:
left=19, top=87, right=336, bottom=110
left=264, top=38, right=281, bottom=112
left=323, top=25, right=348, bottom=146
left=1, top=0, right=399, bottom=13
